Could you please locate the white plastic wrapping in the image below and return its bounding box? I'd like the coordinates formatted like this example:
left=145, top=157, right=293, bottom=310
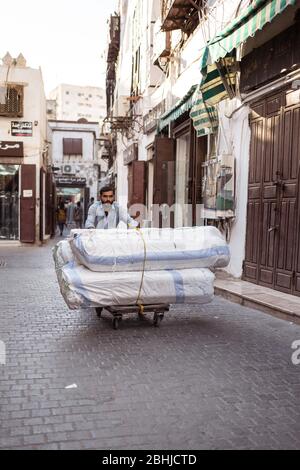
left=58, top=263, right=215, bottom=310
left=69, top=226, right=230, bottom=273
left=53, top=240, right=75, bottom=270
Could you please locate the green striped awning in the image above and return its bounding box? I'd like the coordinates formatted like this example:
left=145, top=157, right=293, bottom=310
left=190, top=55, right=236, bottom=137
left=158, top=85, right=197, bottom=132
left=200, top=0, right=296, bottom=69
left=201, top=55, right=236, bottom=106
left=190, top=85, right=219, bottom=137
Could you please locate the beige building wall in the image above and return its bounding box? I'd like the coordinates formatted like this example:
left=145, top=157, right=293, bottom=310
left=49, top=84, right=106, bottom=123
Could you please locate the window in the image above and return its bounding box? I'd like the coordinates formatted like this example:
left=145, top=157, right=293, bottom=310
left=63, top=138, right=83, bottom=155
left=0, top=85, right=24, bottom=117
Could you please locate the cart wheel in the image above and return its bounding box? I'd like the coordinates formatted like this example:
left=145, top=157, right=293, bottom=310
left=154, top=313, right=164, bottom=327
left=153, top=313, right=160, bottom=327
left=96, top=307, right=103, bottom=318
left=113, top=317, right=119, bottom=330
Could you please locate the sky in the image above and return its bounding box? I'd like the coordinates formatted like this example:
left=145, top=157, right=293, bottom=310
left=0, top=0, right=118, bottom=96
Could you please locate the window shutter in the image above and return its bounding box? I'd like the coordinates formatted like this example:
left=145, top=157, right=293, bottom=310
left=72, top=138, right=83, bottom=155
left=63, top=138, right=83, bottom=155
left=0, top=85, right=24, bottom=117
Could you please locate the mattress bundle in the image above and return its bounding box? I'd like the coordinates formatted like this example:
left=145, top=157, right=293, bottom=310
left=53, top=226, right=230, bottom=310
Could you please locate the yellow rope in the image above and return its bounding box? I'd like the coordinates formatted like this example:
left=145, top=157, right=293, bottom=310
left=135, top=228, right=147, bottom=313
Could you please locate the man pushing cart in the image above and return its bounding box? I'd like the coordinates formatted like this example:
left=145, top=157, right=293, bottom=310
left=53, top=187, right=230, bottom=330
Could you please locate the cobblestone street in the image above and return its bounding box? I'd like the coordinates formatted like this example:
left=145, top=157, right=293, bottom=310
left=0, top=241, right=300, bottom=450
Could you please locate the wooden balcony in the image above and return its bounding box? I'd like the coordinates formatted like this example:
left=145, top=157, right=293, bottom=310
left=107, top=15, right=120, bottom=63
left=161, top=0, right=204, bottom=33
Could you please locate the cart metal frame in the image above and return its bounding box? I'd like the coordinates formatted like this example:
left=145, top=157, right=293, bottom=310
left=95, top=304, right=170, bottom=330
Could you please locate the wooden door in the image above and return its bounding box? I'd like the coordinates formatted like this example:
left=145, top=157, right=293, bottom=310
left=39, top=168, right=45, bottom=242
left=20, top=164, right=36, bottom=243
left=275, top=90, right=300, bottom=294
left=153, top=136, right=175, bottom=227
left=45, top=172, right=53, bottom=236
left=244, top=88, right=300, bottom=295
left=244, top=105, right=265, bottom=283
left=153, top=136, right=175, bottom=205
left=128, top=161, right=146, bottom=220
left=258, top=94, right=282, bottom=288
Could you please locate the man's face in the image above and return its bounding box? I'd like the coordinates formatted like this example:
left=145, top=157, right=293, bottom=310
left=100, top=191, right=114, bottom=205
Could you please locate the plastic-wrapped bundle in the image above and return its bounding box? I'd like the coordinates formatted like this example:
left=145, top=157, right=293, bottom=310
left=58, top=263, right=215, bottom=310
left=53, top=240, right=75, bottom=270
left=70, top=226, right=230, bottom=273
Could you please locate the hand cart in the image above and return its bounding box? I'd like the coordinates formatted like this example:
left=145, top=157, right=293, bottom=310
left=95, top=304, right=170, bottom=330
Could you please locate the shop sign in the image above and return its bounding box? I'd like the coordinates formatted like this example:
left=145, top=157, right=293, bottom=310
left=11, top=121, right=33, bottom=137
left=56, top=176, right=86, bottom=187
left=23, top=190, right=33, bottom=198
left=143, top=100, right=166, bottom=134
left=0, top=141, right=24, bottom=157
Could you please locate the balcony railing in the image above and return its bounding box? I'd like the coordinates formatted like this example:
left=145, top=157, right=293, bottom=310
left=107, top=15, right=120, bottom=63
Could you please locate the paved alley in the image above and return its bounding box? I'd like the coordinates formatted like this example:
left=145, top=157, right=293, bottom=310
left=0, top=241, right=300, bottom=450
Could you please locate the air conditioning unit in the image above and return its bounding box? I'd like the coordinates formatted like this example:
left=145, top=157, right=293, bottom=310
left=62, top=164, right=75, bottom=175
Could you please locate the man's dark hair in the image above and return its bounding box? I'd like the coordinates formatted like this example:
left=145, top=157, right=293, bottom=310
left=100, top=186, right=115, bottom=195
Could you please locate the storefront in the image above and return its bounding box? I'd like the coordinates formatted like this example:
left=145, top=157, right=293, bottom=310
left=0, top=164, right=19, bottom=240
left=0, top=141, right=24, bottom=241
left=55, top=176, right=89, bottom=223
left=241, top=20, right=300, bottom=295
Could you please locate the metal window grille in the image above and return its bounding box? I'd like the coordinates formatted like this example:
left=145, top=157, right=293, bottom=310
left=0, top=85, right=24, bottom=117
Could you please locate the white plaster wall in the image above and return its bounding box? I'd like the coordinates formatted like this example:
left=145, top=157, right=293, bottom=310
left=49, top=84, right=106, bottom=122
left=0, top=65, right=47, bottom=163
left=218, top=98, right=251, bottom=278
left=113, top=0, right=251, bottom=262
left=51, top=130, right=95, bottom=163
left=49, top=121, right=100, bottom=200
left=116, top=135, right=128, bottom=207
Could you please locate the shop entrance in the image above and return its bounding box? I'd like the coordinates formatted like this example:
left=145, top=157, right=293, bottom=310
left=244, top=88, right=300, bottom=295
left=0, top=164, right=19, bottom=240
left=55, top=177, right=89, bottom=231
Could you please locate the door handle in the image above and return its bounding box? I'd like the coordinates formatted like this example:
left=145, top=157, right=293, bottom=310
left=268, top=225, right=278, bottom=233
left=274, top=180, right=286, bottom=190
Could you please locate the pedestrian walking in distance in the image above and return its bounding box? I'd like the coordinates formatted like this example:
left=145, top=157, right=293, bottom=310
left=57, top=201, right=67, bottom=236
left=74, top=201, right=83, bottom=229
left=88, top=197, right=95, bottom=210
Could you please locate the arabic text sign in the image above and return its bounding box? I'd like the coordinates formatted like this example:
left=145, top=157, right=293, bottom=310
left=0, top=141, right=24, bottom=157
left=11, top=121, right=33, bottom=137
